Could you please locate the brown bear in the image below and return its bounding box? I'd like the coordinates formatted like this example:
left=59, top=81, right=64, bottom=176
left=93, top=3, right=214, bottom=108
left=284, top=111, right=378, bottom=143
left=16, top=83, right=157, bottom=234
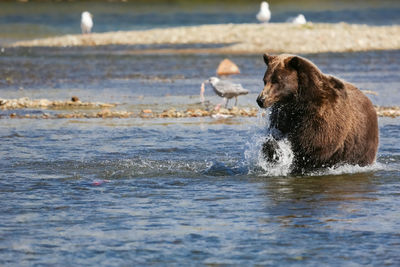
left=256, top=54, right=379, bottom=173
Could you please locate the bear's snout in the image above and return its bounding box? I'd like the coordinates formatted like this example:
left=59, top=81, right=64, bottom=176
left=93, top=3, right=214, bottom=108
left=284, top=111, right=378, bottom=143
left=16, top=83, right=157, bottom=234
left=257, top=90, right=277, bottom=108
left=257, top=95, right=265, bottom=108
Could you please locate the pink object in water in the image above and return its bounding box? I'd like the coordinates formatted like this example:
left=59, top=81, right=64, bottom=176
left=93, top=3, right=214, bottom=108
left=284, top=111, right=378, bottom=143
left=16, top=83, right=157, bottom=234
left=92, top=180, right=109, bottom=186
left=200, top=82, right=205, bottom=103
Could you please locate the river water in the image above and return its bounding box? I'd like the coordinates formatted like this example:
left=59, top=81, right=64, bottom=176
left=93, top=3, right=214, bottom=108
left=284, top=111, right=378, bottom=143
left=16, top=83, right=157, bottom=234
left=1, top=1, right=400, bottom=266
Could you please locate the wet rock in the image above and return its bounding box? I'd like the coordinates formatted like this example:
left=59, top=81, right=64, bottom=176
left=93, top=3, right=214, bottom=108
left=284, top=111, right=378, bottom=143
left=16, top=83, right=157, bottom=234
left=229, top=106, right=240, bottom=115
left=218, top=108, right=230, bottom=114
left=38, top=99, right=52, bottom=107
left=185, top=108, right=208, bottom=117
left=57, top=113, right=72, bottom=119
left=55, top=110, right=133, bottom=119
left=216, top=59, right=240, bottom=76
left=140, top=114, right=153, bottom=118
left=94, top=109, right=133, bottom=119
left=211, top=113, right=233, bottom=119
left=98, top=103, right=116, bottom=108
left=97, top=109, right=111, bottom=118
left=140, top=109, right=153, bottom=118
left=42, top=113, right=50, bottom=119
left=159, top=108, right=177, bottom=118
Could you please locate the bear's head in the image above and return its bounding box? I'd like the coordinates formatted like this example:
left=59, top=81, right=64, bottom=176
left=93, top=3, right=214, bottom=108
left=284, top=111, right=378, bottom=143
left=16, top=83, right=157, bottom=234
left=257, top=54, right=345, bottom=108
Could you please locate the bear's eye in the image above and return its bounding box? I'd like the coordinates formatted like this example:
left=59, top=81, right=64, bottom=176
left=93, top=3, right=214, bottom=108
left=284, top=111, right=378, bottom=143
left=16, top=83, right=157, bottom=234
left=271, top=75, right=279, bottom=84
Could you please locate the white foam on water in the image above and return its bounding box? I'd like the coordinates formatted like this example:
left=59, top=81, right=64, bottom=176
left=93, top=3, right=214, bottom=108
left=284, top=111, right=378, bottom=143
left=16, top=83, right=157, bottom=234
left=243, top=110, right=295, bottom=177
left=100, top=157, right=209, bottom=179
left=244, top=133, right=294, bottom=176
left=309, top=161, right=386, bottom=176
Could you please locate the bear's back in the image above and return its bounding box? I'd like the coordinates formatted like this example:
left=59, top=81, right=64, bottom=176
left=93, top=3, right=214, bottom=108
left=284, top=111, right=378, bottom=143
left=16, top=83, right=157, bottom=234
left=289, top=80, right=378, bottom=170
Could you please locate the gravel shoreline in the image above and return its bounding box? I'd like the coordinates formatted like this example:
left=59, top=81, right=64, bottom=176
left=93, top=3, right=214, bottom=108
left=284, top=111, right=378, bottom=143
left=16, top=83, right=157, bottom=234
left=1, top=98, right=399, bottom=119
left=11, top=23, right=400, bottom=54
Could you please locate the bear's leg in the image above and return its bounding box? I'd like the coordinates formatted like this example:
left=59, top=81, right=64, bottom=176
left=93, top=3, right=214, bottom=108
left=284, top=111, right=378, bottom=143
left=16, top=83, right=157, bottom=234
left=262, top=138, right=280, bottom=163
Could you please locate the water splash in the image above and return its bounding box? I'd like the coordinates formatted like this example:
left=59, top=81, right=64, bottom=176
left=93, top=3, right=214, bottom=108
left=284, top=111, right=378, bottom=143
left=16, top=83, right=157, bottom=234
left=244, top=134, right=294, bottom=177
left=203, top=161, right=237, bottom=176
left=243, top=110, right=295, bottom=177
left=309, top=162, right=386, bottom=176
left=101, top=157, right=207, bottom=179
left=101, top=156, right=384, bottom=179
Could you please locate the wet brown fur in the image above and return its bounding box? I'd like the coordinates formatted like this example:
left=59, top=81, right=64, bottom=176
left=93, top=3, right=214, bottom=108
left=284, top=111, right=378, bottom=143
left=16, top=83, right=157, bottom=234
left=257, top=54, right=379, bottom=173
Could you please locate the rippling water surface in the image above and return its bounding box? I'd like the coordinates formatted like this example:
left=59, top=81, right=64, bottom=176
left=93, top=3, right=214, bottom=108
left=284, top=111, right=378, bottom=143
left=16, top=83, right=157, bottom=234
left=1, top=2, right=400, bottom=266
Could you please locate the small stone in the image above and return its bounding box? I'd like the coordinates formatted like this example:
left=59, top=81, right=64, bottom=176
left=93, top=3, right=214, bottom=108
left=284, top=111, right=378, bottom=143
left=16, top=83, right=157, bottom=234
left=140, top=113, right=153, bottom=118
left=193, top=109, right=204, bottom=117
left=97, top=109, right=112, bottom=118
left=212, top=113, right=233, bottom=119
left=99, top=103, right=116, bottom=108
left=38, top=99, right=51, bottom=107
left=218, top=108, right=230, bottom=114
left=142, top=109, right=152, bottom=114
left=71, top=96, right=80, bottom=102
left=230, top=106, right=240, bottom=115
left=216, top=59, right=240, bottom=76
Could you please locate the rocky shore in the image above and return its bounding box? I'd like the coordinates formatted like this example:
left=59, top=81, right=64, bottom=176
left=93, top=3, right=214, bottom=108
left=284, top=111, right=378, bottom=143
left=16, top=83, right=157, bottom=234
left=1, top=98, right=399, bottom=119
left=0, top=97, right=116, bottom=110
left=3, top=107, right=259, bottom=120
left=375, top=106, right=400, bottom=118
left=11, top=23, right=400, bottom=54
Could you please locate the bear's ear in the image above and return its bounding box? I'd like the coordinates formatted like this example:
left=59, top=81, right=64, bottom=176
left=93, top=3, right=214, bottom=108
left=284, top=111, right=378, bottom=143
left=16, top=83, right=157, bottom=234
left=263, top=53, right=273, bottom=66
left=288, top=56, right=321, bottom=75
left=327, top=75, right=345, bottom=90
left=288, top=56, right=301, bottom=70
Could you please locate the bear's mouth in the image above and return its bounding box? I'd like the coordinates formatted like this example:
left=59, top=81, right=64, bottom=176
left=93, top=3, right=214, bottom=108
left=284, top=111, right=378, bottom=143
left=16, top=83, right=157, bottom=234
left=256, top=94, right=278, bottom=108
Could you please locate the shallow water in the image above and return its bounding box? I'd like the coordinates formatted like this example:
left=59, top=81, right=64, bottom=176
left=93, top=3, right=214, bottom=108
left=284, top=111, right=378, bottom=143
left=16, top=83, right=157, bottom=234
left=1, top=1, right=400, bottom=265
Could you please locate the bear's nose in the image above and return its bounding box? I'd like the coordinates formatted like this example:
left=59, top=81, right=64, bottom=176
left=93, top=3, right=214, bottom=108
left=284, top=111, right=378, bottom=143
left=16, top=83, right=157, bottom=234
left=256, top=95, right=265, bottom=108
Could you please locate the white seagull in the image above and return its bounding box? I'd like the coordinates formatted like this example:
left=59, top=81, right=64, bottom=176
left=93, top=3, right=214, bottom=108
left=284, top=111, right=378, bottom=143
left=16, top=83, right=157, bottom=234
left=287, top=14, right=307, bottom=25
left=201, top=77, right=249, bottom=108
left=256, top=1, right=271, bottom=23
left=81, top=11, right=93, bottom=34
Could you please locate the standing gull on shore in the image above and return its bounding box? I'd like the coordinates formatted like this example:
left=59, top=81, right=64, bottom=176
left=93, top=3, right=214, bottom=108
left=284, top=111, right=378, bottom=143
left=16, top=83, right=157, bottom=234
left=256, top=1, right=271, bottom=23
left=81, top=11, right=93, bottom=34
left=201, top=77, right=249, bottom=108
